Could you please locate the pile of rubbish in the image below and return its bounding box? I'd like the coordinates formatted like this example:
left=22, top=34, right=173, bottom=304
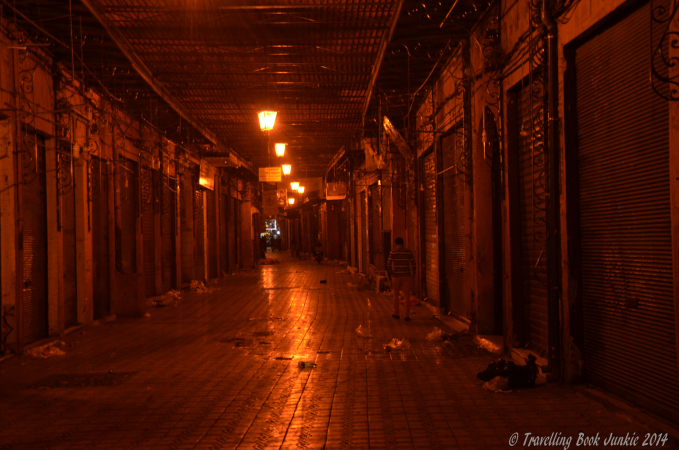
left=150, top=290, right=181, bottom=307
left=476, top=356, right=539, bottom=392
left=25, top=342, right=66, bottom=359
left=425, top=327, right=460, bottom=343
left=189, top=280, right=213, bottom=293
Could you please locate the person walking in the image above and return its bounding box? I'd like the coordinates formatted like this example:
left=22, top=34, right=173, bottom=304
left=387, top=237, right=416, bottom=321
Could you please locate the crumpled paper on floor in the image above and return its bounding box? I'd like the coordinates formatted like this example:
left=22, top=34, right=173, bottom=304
left=483, top=376, right=511, bottom=393
left=426, top=327, right=443, bottom=341
left=355, top=325, right=373, bottom=338
left=383, top=338, right=408, bottom=351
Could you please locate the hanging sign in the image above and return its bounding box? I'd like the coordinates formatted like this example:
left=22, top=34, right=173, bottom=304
left=263, top=190, right=279, bottom=216
left=326, top=182, right=347, bottom=200
left=199, top=160, right=215, bottom=190
left=259, top=167, right=282, bottom=182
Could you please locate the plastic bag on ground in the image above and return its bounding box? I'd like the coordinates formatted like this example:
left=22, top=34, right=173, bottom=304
left=383, top=338, right=408, bottom=351
left=355, top=325, right=372, bottom=338
left=483, top=376, right=511, bottom=393
left=426, top=327, right=443, bottom=341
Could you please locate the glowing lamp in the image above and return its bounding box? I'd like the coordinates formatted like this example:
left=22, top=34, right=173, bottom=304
left=258, top=111, right=277, bottom=131
left=298, top=186, right=305, bottom=194
left=288, top=198, right=295, bottom=205
left=290, top=181, right=300, bottom=191
left=282, top=164, right=291, bottom=175
left=275, top=143, right=286, bottom=157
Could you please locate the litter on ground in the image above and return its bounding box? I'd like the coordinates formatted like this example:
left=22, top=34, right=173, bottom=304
left=355, top=325, right=373, bottom=338
left=483, top=376, right=511, bottom=393
left=426, top=327, right=443, bottom=341
left=189, top=280, right=213, bottom=293
left=383, top=338, right=408, bottom=352
left=25, top=344, right=66, bottom=359
left=477, top=356, right=539, bottom=389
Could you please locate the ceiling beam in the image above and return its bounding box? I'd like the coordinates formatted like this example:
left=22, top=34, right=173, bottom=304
left=361, top=0, right=403, bottom=126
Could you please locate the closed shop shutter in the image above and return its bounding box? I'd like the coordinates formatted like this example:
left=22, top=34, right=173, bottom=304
left=179, top=171, right=192, bottom=284
left=118, top=158, right=137, bottom=274
left=369, top=184, right=383, bottom=269
left=220, top=193, right=229, bottom=274
left=161, top=180, right=176, bottom=293
left=194, top=187, right=205, bottom=281
left=339, top=201, right=347, bottom=261
left=22, top=134, right=48, bottom=344
left=423, top=151, right=440, bottom=306
left=234, top=198, right=241, bottom=268
left=441, top=130, right=467, bottom=319
left=141, top=166, right=155, bottom=297
left=62, top=156, right=78, bottom=328
left=206, top=189, right=217, bottom=279
left=92, top=157, right=110, bottom=319
left=229, top=197, right=237, bottom=271
left=576, top=2, right=679, bottom=422
left=516, top=78, right=548, bottom=355
left=359, top=190, right=367, bottom=272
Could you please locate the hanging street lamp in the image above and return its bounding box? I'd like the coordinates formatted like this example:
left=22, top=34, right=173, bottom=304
left=275, top=143, right=286, bottom=157
left=258, top=111, right=277, bottom=131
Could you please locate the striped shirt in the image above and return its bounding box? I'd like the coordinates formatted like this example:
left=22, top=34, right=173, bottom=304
left=387, top=247, right=416, bottom=276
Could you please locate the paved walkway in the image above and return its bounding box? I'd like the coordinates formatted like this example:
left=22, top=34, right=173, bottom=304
left=1, top=253, right=677, bottom=449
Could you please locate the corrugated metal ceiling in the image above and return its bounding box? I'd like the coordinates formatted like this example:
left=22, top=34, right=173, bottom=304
left=85, top=0, right=402, bottom=175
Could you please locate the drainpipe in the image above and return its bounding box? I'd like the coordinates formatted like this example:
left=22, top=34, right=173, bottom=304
left=542, top=0, right=561, bottom=377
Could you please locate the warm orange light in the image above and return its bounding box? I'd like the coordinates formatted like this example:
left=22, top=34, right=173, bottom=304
left=290, top=181, right=300, bottom=191
left=258, top=111, right=277, bottom=131
left=297, top=186, right=305, bottom=194
left=288, top=198, right=295, bottom=205
left=275, top=143, right=286, bottom=157
left=282, top=164, right=291, bottom=175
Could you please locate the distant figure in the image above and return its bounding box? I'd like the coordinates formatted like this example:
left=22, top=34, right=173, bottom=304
left=290, top=238, right=298, bottom=258
left=273, top=235, right=281, bottom=253
left=260, top=235, right=267, bottom=254
left=387, top=237, right=416, bottom=321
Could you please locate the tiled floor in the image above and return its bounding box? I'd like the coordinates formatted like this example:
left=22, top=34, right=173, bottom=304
left=0, top=253, right=676, bottom=449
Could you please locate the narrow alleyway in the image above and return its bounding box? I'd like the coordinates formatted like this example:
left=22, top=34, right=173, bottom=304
left=0, top=254, right=675, bottom=450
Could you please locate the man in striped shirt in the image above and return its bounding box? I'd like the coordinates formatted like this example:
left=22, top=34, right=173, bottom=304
left=387, top=237, right=416, bottom=321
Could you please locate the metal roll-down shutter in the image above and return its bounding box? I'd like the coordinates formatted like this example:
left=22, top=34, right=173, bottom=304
left=161, top=179, right=176, bottom=293
left=22, top=134, right=48, bottom=344
left=359, top=190, right=367, bottom=273
left=92, top=157, right=110, bottom=319
left=194, top=187, right=205, bottom=281
left=516, top=81, right=548, bottom=355
left=206, top=188, right=217, bottom=279
left=141, top=166, right=155, bottom=297
left=423, top=151, right=440, bottom=306
left=369, top=184, right=383, bottom=269
left=118, top=158, right=137, bottom=274
left=62, top=155, right=78, bottom=328
left=220, top=193, right=229, bottom=275
left=576, top=1, right=679, bottom=422
left=441, top=130, right=467, bottom=319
